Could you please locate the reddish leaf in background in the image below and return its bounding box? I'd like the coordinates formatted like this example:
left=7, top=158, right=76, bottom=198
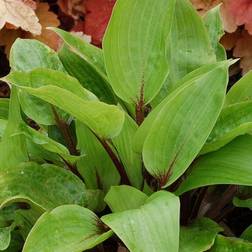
left=221, top=0, right=252, bottom=34
left=83, top=0, right=116, bottom=47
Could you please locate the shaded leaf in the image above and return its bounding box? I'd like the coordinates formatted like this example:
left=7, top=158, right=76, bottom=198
left=76, top=121, right=120, bottom=192
left=112, top=115, right=143, bottom=188
left=103, top=0, right=176, bottom=104
left=102, top=191, right=180, bottom=252
left=59, top=44, right=116, bottom=104
left=23, top=205, right=113, bottom=252
left=0, top=225, right=12, bottom=250
left=104, top=185, right=147, bottom=213
left=176, top=135, right=252, bottom=195
left=241, top=225, right=252, bottom=242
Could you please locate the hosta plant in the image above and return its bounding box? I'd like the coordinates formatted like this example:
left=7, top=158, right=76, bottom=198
left=1, top=0, right=252, bottom=251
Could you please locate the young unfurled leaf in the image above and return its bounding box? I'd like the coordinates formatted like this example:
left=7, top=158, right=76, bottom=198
left=180, top=218, right=223, bottom=252
left=22, top=205, right=113, bottom=252
left=105, top=185, right=147, bottom=213
left=102, top=191, right=180, bottom=252
left=176, top=135, right=252, bottom=195
left=103, top=0, right=176, bottom=105
left=143, top=61, right=229, bottom=187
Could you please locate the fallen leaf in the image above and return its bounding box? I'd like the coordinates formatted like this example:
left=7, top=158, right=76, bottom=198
left=57, top=0, right=85, bottom=20
left=0, top=0, right=41, bottom=35
left=25, top=2, right=60, bottom=50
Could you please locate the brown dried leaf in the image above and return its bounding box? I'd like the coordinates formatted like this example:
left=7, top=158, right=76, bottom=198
left=57, top=0, right=85, bottom=20
left=233, top=30, right=252, bottom=74
left=0, top=0, right=41, bottom=35
left=25, top=3, right=60, bottom=50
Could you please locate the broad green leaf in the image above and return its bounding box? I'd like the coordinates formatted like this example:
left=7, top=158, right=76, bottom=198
left=226, top=71, right=252, bottom=106
left=76, top=121, right=120, bottom=192
left=102, top=191, right=180, bottom=252
left=0, top=99, right=9, bottom=120
left=112, top=115, right=143, bottom=188
left=23, top=205, right=113, bottom=252
left=0, top=225, right=13, bottom=250
left=10, top=84, right=124, bottom=139
left=134, top=62, right=225, bottom=154
left=105, top=185, right=147, bottom=212
left=203, top=5, right=226, bottom=61
left=180, top=218, right=223, bottom=252
left=143, top=61, right=229, bottom=187
left=201, top=101, right=252, bottom=154
left=163, top=0, right=216, bottom=95
left=210, top=235, right=252, bottom=251
left=241, top=225, right=252, bottom=242
left=0, top=162, right=87, bottom=210
left=5, top=69, right=96, bottom=125
left=9, top=39, right=64, bottom=72
left=50, top=28, right=106, bottom=75
left=103, top=0, right=176, bottom=104
left=176, top=135, right=252, bottom=195
left=59, top=45, right=116, bottom=104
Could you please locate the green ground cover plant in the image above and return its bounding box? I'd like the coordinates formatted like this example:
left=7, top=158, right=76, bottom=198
left=1, top=0, right=252, bottom=251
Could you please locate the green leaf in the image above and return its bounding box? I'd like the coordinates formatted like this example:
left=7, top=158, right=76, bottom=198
left=134, top=62, right=225, bottom=154
left=23, top=205, right=113, bottom=252
left=0, top=120, right=7, bottom=139
left=176, top=135, right=252, bottom=195
left=5, top=69, right=96, bottom=125
left=225, top=71, right=252, bottom=106
left=203, top=5, right=226, bottom=61
left=112, top=115, right=143, bottom=188
left=0, top=162, right=87, bottom=211
left=103, top=0, right=176, bottom=104
left=201, top=101, right=252, bottom=154
left=58, top=44, right=116, bottom=104
left=0, top=99, right=9, bottom=120
left=102, top=191, right=180, bottom=252
left=180, top=218, right=223, bottom=252
left=10, top=84, right=124, bottom=139
left=10, top=39, right=64, bottom=72
left=162, top=0, right=216, bottom=95
left=143, top=61, right=229, bottom=187
left=76, top=121, right=120, bottom=192
left=0, top=225, right=13, bottom=250
left=241, top=225, right=252, bottom=242
left=50, top=28, right=106, bottom=75
left=210, top=235, right=252, bottom=251
left=104, top=185, right=147, bottom=212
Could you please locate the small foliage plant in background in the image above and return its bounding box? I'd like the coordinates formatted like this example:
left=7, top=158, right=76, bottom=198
left=1, top=0, right=252, bottom=251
